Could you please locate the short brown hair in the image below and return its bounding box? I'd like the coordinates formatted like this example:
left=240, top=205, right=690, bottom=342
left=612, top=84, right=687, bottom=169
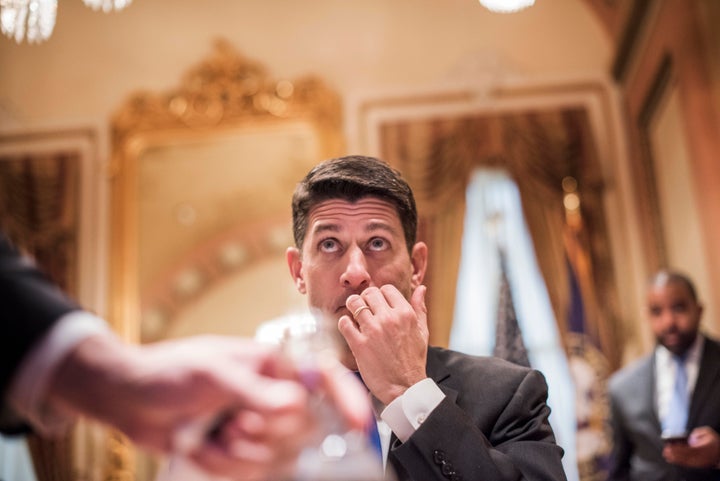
left=291, top=155, right=417, bottom=252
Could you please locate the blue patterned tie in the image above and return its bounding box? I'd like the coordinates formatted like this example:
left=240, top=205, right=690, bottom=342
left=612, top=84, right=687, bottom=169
left=354, top=371, right=383, bottom=460
left=662, top=354, right=689, bottom=436
left=366, top=412, right=383, bottom=460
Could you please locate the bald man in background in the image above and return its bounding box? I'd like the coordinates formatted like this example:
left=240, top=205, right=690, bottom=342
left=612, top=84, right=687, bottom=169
left=608, top=270, right=720, bottom=481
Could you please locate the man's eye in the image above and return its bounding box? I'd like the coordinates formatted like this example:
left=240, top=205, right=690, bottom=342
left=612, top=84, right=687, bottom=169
left=671, top=303, right=688, bottom=313
left=368, top=237, right=388, bottom=251
left=319, top=239, right=339, bottom=252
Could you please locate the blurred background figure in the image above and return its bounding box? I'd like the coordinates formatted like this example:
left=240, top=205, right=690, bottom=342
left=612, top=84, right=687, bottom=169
left=608, top=270, right=720, bottom=481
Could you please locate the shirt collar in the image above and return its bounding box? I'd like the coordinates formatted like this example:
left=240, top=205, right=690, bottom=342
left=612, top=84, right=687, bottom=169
left=655, top=333, right=704, bottom=365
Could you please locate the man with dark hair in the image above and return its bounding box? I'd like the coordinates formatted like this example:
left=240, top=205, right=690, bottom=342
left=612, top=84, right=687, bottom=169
left=286, top=155, right=567, bottom=481
left=608, top=270, right=720, bottom=481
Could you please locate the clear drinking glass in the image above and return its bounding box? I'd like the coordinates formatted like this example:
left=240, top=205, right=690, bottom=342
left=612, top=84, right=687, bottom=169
left=280, top=317, right=393, bottom=481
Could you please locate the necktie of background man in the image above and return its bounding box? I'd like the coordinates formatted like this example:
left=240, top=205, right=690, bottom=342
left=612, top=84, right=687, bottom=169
left=662, top=354, right=689, bottom=439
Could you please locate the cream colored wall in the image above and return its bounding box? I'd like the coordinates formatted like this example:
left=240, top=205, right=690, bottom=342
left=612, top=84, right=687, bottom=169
left=650, top=85, right=718, bottom=338
left=0, top=0, right=617, bottom=336
left=0, top=0, right=609, bottom=127
left=0, top=6, right=627, bottom=479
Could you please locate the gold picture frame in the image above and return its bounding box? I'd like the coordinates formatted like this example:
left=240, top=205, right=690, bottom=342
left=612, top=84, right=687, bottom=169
left=108, top=39, right=344, bottom=479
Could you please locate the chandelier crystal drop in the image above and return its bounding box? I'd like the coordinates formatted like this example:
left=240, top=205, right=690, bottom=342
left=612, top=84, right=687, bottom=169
left=0, top=0, right=130, bottom=43
left=0, top=0, right=56, bottom=43
left=82, top=0, right=132, bottom=13
left=478, top=0, right=535, bottom=14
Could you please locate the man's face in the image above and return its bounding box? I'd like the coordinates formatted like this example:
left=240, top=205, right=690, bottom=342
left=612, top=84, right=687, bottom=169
left=286, top=197, right=427, bottom=367
left=647, top=281, right=703, bottom=356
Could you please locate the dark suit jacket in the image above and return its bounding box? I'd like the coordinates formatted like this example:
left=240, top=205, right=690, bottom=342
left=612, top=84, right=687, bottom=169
left=387, top=346, right=567, bottom=481
left=0, top=233, right=78, bottom=433
left=608, top=336, right=720, bottom=481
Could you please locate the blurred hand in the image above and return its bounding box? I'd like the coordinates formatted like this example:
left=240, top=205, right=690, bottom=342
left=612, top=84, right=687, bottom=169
left=47, top=334, right=370, bottom=480
left=663, top=426, right=720, bottom=468
left=338, top=284, right=429, bottom=405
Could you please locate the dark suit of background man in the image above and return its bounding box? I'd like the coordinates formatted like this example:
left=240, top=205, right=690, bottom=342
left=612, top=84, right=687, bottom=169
left=286, top=155, right=568, bottom=481
left=608, top=270, right=720, bottom=481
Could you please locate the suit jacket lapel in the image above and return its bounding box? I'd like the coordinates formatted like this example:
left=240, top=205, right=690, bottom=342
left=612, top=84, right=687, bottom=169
left=644, top=354, right=663, bottom=438
left=425, top=347, right=451, bottom=386
left=688, top=336, right=720, bottom=428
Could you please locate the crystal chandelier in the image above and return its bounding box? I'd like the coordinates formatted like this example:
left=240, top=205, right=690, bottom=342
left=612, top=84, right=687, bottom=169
left=479, top=0, right=535, bottom=13
left=83, top=0, right=132, bottom=13
left=0, top=0, right=131, bottom=44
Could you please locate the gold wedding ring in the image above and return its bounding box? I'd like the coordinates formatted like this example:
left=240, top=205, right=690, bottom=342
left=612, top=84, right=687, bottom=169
left=352, top=304, right=371, bottom=318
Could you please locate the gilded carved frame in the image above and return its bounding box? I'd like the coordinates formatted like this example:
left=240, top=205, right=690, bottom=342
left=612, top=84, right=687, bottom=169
left=108, top=40, right=344, bottom=479
left=110, top=39, right=343, bottom=342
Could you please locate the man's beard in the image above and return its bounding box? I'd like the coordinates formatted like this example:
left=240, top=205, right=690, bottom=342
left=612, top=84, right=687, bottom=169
left=658, top=329, right=697, bottom=356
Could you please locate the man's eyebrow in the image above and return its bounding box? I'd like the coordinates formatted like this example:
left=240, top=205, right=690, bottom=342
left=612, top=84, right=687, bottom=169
left=365, top=222, right=398, bottom=235
left=311, top=223, right=341, bottom=236
left=310, top=222, right=398, bottom=236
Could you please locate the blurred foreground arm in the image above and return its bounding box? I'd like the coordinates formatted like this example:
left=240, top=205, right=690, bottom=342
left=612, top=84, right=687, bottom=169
left=46, top=333, right=369, bottom=479
left=1, top=234, right=370, bottom=479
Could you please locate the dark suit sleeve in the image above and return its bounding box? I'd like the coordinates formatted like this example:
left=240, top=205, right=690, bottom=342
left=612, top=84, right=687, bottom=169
left=607, top=382, right=632, bottom=481
left=0, top=234, right=79, bottom=408
left=391, top=368, right=567, bottom=481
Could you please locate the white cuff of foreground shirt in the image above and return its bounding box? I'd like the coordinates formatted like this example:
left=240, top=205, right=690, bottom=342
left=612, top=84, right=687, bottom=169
left=8, top=310, right=112, bottom=436
left=380, top=378, right=445, bottom=443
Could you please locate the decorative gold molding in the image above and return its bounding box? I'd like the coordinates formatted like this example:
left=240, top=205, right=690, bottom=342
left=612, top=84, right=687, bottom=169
left=612, top=0, right=653, bottom=82
left=110, top=38, right=344, bottom=339
left=140, top=216, right=294, bottom=342
left=103, top=431, right=135, bottom=481
left=636, top=53, right=673, bottom=269
left=112, top=39, right=342, bottom=154
left=108, top=41, right=344, bottom=481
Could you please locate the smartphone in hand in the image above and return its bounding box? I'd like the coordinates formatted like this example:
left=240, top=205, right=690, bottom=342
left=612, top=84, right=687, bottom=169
left=661, top=432, right=689, bottom=445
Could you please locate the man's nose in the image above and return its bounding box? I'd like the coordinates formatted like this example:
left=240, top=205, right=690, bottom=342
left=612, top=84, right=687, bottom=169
left=340, top=246, right=371, bottom=289
left=660, top=309, right=677, bottom=328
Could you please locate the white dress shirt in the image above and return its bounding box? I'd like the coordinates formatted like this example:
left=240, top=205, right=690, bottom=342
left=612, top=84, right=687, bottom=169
left=380, top=377, right=445, bottom=443
left=654, top=334, right=703, bottom=426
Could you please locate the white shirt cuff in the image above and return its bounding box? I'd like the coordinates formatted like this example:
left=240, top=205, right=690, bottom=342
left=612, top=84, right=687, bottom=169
left=8, top=310, right=112, bottom=435
left=380, top=378, right=445, bottom=442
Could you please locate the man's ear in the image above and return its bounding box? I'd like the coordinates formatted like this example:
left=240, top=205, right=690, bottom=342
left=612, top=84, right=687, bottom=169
left=286, top=246, right=306, bottom=294
left=410, top=242, right=428, bottom=289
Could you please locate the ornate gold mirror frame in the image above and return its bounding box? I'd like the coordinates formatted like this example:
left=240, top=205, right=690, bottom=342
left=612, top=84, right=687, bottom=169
left=107, top=40, right=344, bottom=479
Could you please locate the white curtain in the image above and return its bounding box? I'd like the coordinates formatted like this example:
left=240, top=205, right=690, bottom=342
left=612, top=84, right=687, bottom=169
left=0, top=435, right=38, bottom=481
left=450, top=168, right=578, bottom=481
